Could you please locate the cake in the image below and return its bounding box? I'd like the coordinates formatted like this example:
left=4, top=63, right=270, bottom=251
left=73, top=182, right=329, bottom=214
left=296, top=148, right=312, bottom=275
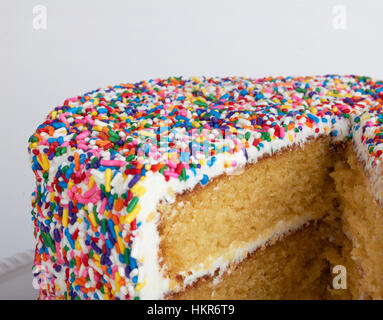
left=28, top=75, right=383, bottom=300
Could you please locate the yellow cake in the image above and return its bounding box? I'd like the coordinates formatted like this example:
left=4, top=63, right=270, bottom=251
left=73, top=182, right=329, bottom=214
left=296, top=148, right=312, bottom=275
left=28, top=75, right=383, bottom=299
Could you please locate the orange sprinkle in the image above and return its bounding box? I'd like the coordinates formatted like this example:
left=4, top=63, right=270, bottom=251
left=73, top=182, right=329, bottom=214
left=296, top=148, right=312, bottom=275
left=74, top=152, right=80, bottom=171
left=114, top=198, right=124, bottom=212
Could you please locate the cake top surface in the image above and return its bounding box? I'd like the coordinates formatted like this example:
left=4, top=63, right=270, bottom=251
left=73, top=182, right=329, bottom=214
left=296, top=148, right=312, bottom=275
left=29, top=75, right=383, bottom=180
left=28, top=75, right=383, bottom=300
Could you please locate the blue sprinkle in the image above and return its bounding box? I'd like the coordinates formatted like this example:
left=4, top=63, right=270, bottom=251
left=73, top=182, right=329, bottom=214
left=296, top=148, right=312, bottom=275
left=307, top=113, right=319, bottom=123
left=200, top=174, right=209, bottom=186
left=107, top=219, right=117, bottom=239
left=97, top=108, right=108, bottom=114
left=64, top=228, right=75, bottom=249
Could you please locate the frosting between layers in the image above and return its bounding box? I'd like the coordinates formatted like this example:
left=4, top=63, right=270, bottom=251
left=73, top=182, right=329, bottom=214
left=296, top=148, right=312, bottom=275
left=28, top=75, right=383, bottom=300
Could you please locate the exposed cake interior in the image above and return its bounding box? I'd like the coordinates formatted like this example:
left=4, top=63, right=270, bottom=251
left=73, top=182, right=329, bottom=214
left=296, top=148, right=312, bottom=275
left=157, top=138, right=383, bottom=299
left=331, top=145, right=383, bottom=299
left=158, top=137, right=335, bottom=281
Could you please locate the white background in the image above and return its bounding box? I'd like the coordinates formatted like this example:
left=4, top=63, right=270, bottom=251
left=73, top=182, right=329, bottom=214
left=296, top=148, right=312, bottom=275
left=0, top=0, right=383, bottom=261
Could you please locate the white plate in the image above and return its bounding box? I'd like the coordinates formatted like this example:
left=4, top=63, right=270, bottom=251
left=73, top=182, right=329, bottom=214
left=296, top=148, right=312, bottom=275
left=0, top=250, right=39, bottom=300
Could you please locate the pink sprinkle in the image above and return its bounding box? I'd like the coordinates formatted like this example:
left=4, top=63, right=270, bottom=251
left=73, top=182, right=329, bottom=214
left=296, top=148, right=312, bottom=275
left=100, top=159, right=126, bottom=167
left=179, top=109, right=188, bottom=117
left=55, top=243, right=63, bottom=264
left=99, top=197, right=107, bottom=215
left=83, top=185, right=98, bottom=198
left=76, top=195, right=93, bottom=204
left=85, top=116, right=95, bottom=125
left=82, top=269, right=88, bottom=278
left=76, top=130, right=91, bottom=140
left=166, top=160, right=177, bottom=169
left=164, top=170, right=179, bottom=178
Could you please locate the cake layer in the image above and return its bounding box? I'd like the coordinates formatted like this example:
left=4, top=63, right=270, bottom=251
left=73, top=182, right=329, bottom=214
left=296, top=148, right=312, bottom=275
left=169, top=222, right=328, bottom=299
left=158, top=136, right=336, bottom=288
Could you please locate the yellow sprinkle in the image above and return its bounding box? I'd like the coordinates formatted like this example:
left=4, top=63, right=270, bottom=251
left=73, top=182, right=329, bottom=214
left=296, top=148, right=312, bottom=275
left=75, top=239, right=82, bottom=251
left=62, top=208, right=68, bottom=227
left=105, top=168, right=112, bottom=192
left=115, top=226, right=125, bottom=253
left=93, top=125, right=103, bottom=132
left=37, top=154, right=49, bottom=171
left=93, top=254, right=101, bottom=263
left=125, top=204, right=141, bottom=224
left=51, top=111, right=57, bottom=119
left=146, top=211, right=156, bottom=223
left=135, top=280, right=146, bottom=291
left=50, top=191, right=55, bottom=203
left=89, top=212, right=97, bottom=227
left=130, top=184, right=140, bottom=194
left=115, top=272, right=121, bottom=293
left=288, top=134, right=294, bottom=142
left=192, top=76, right=200, bottom=83
left=310, top=107, right=318, bottom=114
left=131, top=184, right=146, bottom=197
left=67, top=180, right=74, bottom=190
left=88, top=175, right=95, bottom=189
left=117, top=237, right=125, bottom=253
left=30, top=142, right=38, bottom=149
